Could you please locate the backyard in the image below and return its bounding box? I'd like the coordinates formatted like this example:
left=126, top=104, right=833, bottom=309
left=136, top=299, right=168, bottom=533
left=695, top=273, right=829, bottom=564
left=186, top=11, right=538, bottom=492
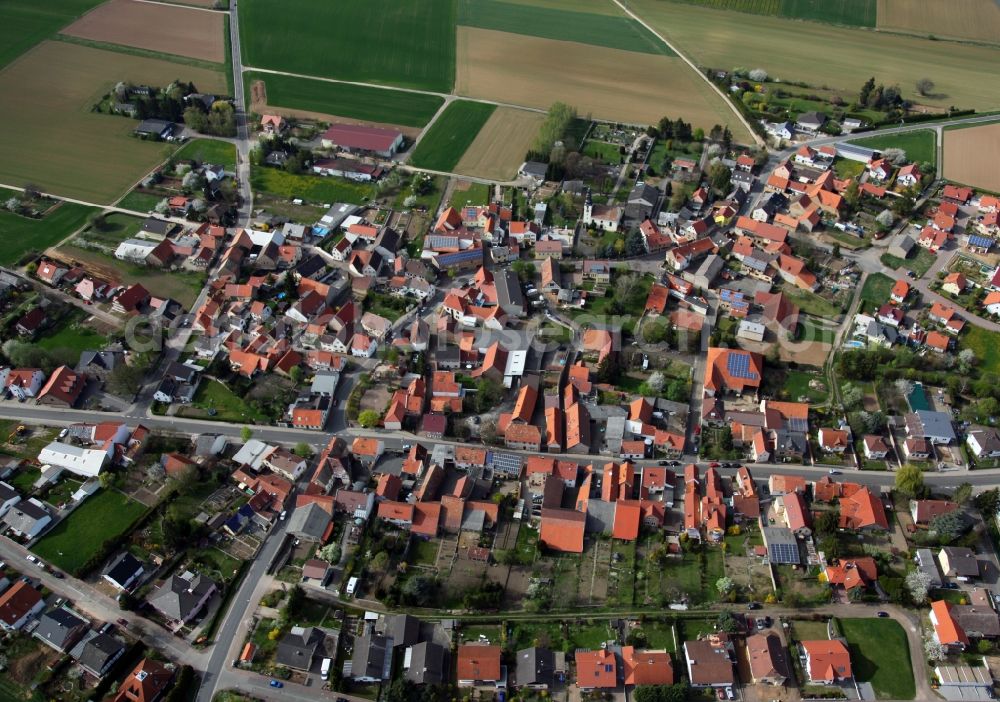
left=176, top=378, right=269, bottom=423
left=32, top=488, right=147, bottom=574
left=838, top=617, right=915, bottom=700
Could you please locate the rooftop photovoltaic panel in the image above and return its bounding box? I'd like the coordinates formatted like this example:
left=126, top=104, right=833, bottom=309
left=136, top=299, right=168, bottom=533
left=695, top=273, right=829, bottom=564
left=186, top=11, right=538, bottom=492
left=491, top=452, right=523, bottom=475
left=727, top=352, right=758, bottom=380
left=768, top=543, right=799, bottom=564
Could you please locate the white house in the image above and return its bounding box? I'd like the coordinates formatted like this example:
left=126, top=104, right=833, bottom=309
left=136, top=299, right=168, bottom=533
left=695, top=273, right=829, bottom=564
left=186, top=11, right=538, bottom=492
left=0, top=480, right=21, bottom=519
left=0, top=368, right=46, bottom=400
left=1, top=497, right=52, bottom=540
left=114, top=239, right=158, bottom=263
left=232, top=439, right=275, bottom=470
left=37, top=442, right=109, bottom=478
left=966, top=426, right=1000, bottom=459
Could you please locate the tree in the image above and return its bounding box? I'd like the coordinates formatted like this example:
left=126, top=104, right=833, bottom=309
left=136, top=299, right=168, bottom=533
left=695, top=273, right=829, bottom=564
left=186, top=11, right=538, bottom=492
left=891, top=189, right=916, bottom=217
left=358, top=410, right=381, bottom=428
left=371, top=551, right=390, bottom=572
left=107, top=363, right=145, bottom=398
left=882, top=147, right=907, bottom=165
left=716, top=610, right=739, bottom=632
left=240, top=426, right=253, bottom=442
left=958, top=349, right=977, bottom=372
left=859, top=76, right=876, bottom=105
left=283, top=585, right=305, bottom=619
left=924, top=639, right=947, bottom=662
left=975, top=488, right=1000, bottom=517
left=905, top=569, right=932, bottom=604
left=708, top=162, right=731, bottom=194
left=474, top=377, right=505, bottom=414
left=716, top=576, right=734, bottom=595
left=894, top=378, right=914, bottom=398
left=814, top=509, right=840, bottom=537
left=400, top=574, right=436, bottom=606
left=318, top=543, right=341, bottom=563
left=647, top=371, right=666, bottom=394
left=875, top=209, right=894, bottom=229
left=595, top=353, right=621, bottom=384
left=293, top=442, right=313, bottom=457
left=748, top=68, right=768, bottom=82
left=895, top=464, right=927, bottom=498
left=841, top=383, right=863, bottom=410
left=953, top=482, right=973, bottom=506
left=929, top=510, right=967, bottom=542
left=480, top=418, right=499, bottom=445
left=916, top=78, right=935, bottom=96
left=288, top=366, right=303, bottom=384
left=843, top=180, right=861, bottom=210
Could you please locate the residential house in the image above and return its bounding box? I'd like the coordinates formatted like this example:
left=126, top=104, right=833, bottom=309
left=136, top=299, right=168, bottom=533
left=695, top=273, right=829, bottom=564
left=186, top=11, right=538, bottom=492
left=34, top=607, right=89, bottom=653
left=575, top=648, right=617, bottom=691
left=457, top=645, right=503, bottom=687
left=0, top=581, right=44, bottom=631
left=684, top=637, right=735, bottom=689
left=802, top=640, right=852, bottom=684
left=112, top=659, right=174, bottom=702
left=148, top=571, right=218, bottom=625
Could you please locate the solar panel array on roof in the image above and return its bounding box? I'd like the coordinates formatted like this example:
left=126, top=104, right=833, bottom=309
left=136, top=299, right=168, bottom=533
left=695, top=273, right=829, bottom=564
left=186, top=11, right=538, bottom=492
left=437, top=249, right=483, bottom=264
left=768, top=542, right=799, bottom=564
left=427, top=235, right=459, bottom=249
left=492, top=452, right=522, bottom=476
left=720, top=289, right=743, bottom=303
left=969, top=235, right=993, bottom=248
left=727, top=352, right=758, bottom=381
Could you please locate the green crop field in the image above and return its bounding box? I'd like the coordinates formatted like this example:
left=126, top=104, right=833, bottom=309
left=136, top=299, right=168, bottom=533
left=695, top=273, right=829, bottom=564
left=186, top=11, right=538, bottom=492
left=33, top=489, right=147, bottom=575
left=0, top=0, right=103, bottom=69
left=851, top=129, right=936, bottom=165
left=240, top=0, right=456, bottom=92
left=409, top=101, right=496, bottom=172
left=663, top=0, right=875, bottom=26
left=628, top=0, right=1000, bottom=112
left=245, top=71, right=444, bottom=128
left=251, top=166, right=375, bottom=205
left=458, top=0, right=673, bottom=55
left=0, top=194, right=94, bottom=265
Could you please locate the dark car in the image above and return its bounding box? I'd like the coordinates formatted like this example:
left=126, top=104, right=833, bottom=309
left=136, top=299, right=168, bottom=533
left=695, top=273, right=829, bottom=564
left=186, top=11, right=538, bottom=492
left=669, top=460, right=681, bottom=466
left=658, top=461, right=670, bottom=466
left=50, top=571, right=64, bottom=579
left=876, top=611, right=890, bottom=618
left=747, top=602, right=762, bottom=610
left=117, top=618, right=129, bottom=627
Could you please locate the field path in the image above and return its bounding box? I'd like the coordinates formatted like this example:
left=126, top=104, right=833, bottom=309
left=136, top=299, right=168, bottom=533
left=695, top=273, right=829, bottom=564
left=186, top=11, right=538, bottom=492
left=133, top=0, right=229, bottom=13
left=241, top=66, right=545, bottom=114
left=614, top=0, right=762, bottom=146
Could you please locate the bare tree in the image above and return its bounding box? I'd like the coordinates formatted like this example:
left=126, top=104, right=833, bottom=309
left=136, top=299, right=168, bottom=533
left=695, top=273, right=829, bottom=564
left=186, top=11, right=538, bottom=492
left=916, top=78, right=935, bottom=96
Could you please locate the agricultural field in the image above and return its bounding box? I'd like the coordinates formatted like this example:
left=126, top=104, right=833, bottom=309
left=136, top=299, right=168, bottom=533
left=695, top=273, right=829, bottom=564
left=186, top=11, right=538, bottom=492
left=0, top=0, right=102, bottom=69
left=409, top=100, right=496, bottom=172
left=454, top=108, right=545, bottom=180
left=0, top=194, right=94, bottom=266
left=943, top=123, right=1000, bottom=192
left=504, top=0, right=623, bottom=13
left=61, top=0, right=226, bottom=63
left=851, top=129, right=936, bottom=165
left=240, top=0, right=456, bottom=92
left=458, top=0, right=672, bottom=55
left=628, top=0, right=1000, bottom=111
left=455, top=27, right=750, bottom=137
left=876, top=0, right=1000, bottom=44
left=665, top=0, right=876, bottom=26
left=32, top=488, right=147, bottom=575
left=0, top=41, right=226, bottom=203
left=245, top=72, right=443, bottom=130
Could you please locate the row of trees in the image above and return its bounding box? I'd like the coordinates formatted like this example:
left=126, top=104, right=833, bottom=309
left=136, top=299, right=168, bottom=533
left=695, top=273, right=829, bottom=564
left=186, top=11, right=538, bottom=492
left=183, top=101, right=237, bottom=137
left=526, top=102, right=578, bottom=162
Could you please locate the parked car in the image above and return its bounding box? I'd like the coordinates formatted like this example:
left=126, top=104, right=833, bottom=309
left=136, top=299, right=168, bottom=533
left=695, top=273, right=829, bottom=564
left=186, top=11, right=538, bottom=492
left=876, top=611, right=890, bottom=618
left=269, top=680, right=284, bottom=689
left=747, top=602, right=762, bottom=610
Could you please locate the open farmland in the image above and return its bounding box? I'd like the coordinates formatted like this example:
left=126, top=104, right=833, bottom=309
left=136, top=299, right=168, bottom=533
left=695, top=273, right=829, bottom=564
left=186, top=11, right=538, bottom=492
left=458, top=0, right=672, bottom=55
left=851, top=129, right=936, bottom=165
left=943, top=123, right=1000, bottom=192
left=62, top=0, right=225, bottom=63
left=503, top=0, right=624, bottom=13
left=240, top=0, right=456, bottom=92
left=0, top=0, right=102, bottom=69
left=456, top=27, right=750, bottom=139
left=454, top=107, right=545, bottom=181
left=0, top=41, right=227, bottom=204
left=666, top=0, right=876, bottom=26
left=245, top=72, right=442, bottom=130
left=409, top=101, right=497, bottom=172
left=0, top=191, right=94, bottom=266
left=628, top=0, right=1000, bottom=111
left=877, top=0, right=1000, bottom=44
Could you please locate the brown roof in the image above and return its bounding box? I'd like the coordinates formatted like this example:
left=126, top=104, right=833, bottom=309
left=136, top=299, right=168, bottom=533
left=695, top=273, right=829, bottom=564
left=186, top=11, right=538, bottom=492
left=457, top=645, right=501, bottom=682
left=622, top=646, right=673, bottom=686
left=37, top=365, right=85, bottom=406
left=113, top=659, right=173, bottom=702
left=0, top=580, right=42, bottom=627
left=539, top=507, right=585, bottom=552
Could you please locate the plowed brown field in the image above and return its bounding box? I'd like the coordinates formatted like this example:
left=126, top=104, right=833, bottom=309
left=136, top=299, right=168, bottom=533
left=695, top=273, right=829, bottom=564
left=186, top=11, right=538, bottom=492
left=62, top=0, right=225, bottom=63
left=944, top=123, right=1000, bottom=192
left=454, top=107, right=545, bottom=181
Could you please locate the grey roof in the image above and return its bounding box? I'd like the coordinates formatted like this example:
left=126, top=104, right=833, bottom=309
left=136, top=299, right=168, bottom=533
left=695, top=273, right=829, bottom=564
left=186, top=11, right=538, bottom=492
left=521, top=161, right=548, bottom=179
left=71, top=631, right=125, bottom=676
left=406, top=641, right=447, bottom=685
left=140, top=217, right=173, bottom=236
left=515, top=646, right=555, bottom=688
left=495, top=270, right=525, bottom=315
left=286, top=502, right=330, bottom=541
left=762, top=526, right=800, bottom=564
left=913, top=410, right=956, bottom=442
left=941, top=546, right=980, bottom=577
left=796, top=111, right=827, bottom=126
left=165, top=361, right=198, bottom=383
left=351, top=634, right=391, bottom=680
left=968, top=426, right=1000, bottom=453
left=34, top=607, right=88, bottom=650
left=104, top=552, right=144, bottom=589
left=628, top=183, right=659, bottom=207
left=77, top=351, right=120, bottom=373
left=148, top=572, right=217, bottom=621
left=374, top=227, right=400, bottom=254
left=296, top=254, right=327, bottom=279
left=954, top=606, right=1000, bottom=637
left=383, top=614, right=420, bottom=649
left=276, top=626, right=322, bottom=670
left=310, top=371, right=340, bottom=396
left=0, top=480, right=18, bottom=504
left=2, top=498, right=50, bottom=533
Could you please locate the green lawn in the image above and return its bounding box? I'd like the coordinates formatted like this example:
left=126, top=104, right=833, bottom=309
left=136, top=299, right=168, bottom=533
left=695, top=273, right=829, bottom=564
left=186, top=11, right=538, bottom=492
left=78, top=212, right=143, bottom=248
left=583, top=140, right=624, bottom=163
left=117, top=189, right=164, bottom=213
left=859, top=272, right=895, bottom=305
left=797, top=319, right=835, bottom=344
left=0, top=0, right=103, bottom=69
left=35, top=313, right=109, bottom=355
left=961, top=326, right=1000, bottom=375
left=880, top=247, right=935, bottom=277
left=838, top=618, right=915, bottom=700
left=458, top=0, right=673, bottom=54
left=789, top=618, right=831, bottom=642
left=851, top=129, right=936, bottom=166
left=567, top=621, right=613, bottom=650
left=7, top=466, right=40, bottom=493
left=177, top=378, right=268, bottom=423
left=783, top=369, right=829, bottom=403
left=243, top=71, right=445, bottom=128
left=172, top=138, right=237, bottom=169
left=409, top=101, right=496, bottom=172
left=0, top=195, right=94, bottom=265
left=409, top=538, right=439, bottom=566
left=781, top=287, right=842, bottom=318
left=448, top=181, right=491, bottom=208
left=251, top=166, right=375, bottom=204
left=833, top=158, right=865, bottom=179
left=240, top=0, right=456, bottom=92
left=32, top=489, right=147, bottom=575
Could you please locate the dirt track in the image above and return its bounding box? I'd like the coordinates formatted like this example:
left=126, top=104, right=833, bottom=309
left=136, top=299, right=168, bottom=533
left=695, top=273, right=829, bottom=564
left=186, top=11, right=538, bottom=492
left=62, top=0, right=226, bottom=63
